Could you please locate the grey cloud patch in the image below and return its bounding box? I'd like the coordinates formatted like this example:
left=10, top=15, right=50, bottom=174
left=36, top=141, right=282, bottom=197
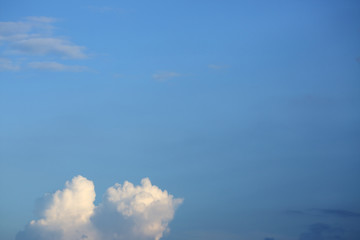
left=178, top=230, right=243, bottom=240
left=0, top=22, right=31, bottom=37
left=28, top=62, right=88, bottom=72
left=285, top=209, right=360, bottom=218
left=0, top=58, right=20, bottom=71
left=0, top=17, right=55, bottom=40
left=16, top=175, right=182, bottom=240
left=299, top=223, right=344, bottom=240
left=16, top=225, right=63, bottom=240
left=152, top=71, right=180, bottom=81
left=315, top=209, right=360, bottom=218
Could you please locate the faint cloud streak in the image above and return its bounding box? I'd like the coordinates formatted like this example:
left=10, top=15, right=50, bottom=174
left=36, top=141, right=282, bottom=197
left=285, top=208, right=360, bottom=218
left=152, top=71, right=180, bottom=81
left=28, top=61, right=88, bottom=72
left=0, top=58, right=20, bottom=71
left=0, top=17, right=89, bottom=71
left=10, top=38, right=87, bottom=59
left=299, top=223, right=344, bottom=240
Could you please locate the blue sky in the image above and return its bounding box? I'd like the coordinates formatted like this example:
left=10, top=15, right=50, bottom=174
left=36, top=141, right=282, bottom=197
left=1, top=1, right=360, bottom=239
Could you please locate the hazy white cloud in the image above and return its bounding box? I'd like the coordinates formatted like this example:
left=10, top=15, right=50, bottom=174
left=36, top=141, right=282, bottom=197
left=0, top=21, right=32, bottom=37
left=0, top=17, right=55, bottom=40
left=28, top=61, right=88, bottom=72
left=0, top=58, right=20, bottom=71
left=9, top=38, right=87, bottom=59
left=17, top=176, right=182, bottom=240
left=0, top=17, right=88, bottom=69
left=0, top=18, right=88, bottom=72
left=152, top=71, right=180, bottom=81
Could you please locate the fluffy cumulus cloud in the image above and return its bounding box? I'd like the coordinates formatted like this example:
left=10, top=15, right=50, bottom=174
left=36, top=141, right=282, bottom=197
left=16, top=176, right=182, bottom=240
left=16, top=176, right=97, bottom=240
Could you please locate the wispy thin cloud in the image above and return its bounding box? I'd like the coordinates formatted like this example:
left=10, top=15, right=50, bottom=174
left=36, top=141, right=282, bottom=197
left=0, top=58, right=20, bottom=71
left=10, top=38, right=87, bottom=59
left=0, top=17, right=89, bottom=72
left=315, top=209, right=360, bottom=218
left=0, top=22, right=32, bottom=37
left=299, top=223, right=344, bottom=240
left=28, top=61, right=88, bottom=72
left=25, top=16, right=57, bottom=23
left=285, top=208, right=360, bottom=218
left=152, top=71, right=180, bottom=81
left=0, top=17, right=55, bottom=40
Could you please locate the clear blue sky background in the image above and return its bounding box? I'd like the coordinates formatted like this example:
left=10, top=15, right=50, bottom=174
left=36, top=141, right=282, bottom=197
left=1, top=1, right=360, bottom=239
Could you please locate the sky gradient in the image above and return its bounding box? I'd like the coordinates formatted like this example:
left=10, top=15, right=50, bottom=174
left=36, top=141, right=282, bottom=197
left=1, top=1, right=360, bottom=240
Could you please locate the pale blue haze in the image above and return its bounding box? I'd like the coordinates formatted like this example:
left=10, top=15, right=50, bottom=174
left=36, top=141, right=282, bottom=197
left=1, top=1, right=360, bottom=239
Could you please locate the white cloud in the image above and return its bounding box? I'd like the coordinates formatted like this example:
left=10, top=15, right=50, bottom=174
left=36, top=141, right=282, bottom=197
left=0, top=18, right=54, bottom=40
left=98, top=178, right=183, bottom=240
left=0, top=58, right=20, bottom=71
left=32, top=176, right=95, bottom=228
left=16, top=176, right=182, bottom=240
left=152, top=71, right=180, bottom=81
left=9, top=38, right=87, bottom=59
left=17, top=176, right=98, bottom=240
left=0, top=21, right=32, bottom=37
left=0, top=17, right=88, bottom=70
left=28, top=61, right=88, bottom=72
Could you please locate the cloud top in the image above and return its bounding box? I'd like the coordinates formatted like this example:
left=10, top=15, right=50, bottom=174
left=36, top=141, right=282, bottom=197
left=103, top=178, right=183, bottom=240
left=35, top=176, right=95, bottom=227
left=17, top=176, right=182, bottom=240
